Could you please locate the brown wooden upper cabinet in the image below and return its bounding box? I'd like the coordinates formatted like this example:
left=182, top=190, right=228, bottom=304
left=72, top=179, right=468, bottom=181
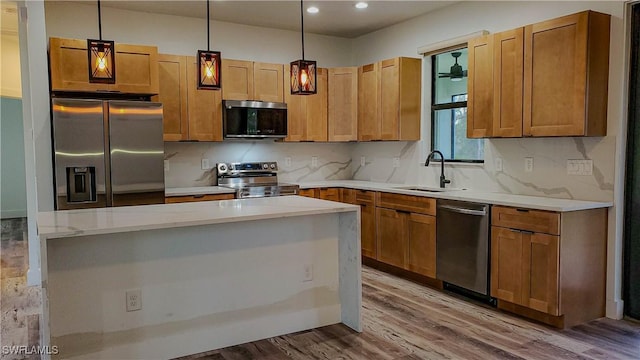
left=524, top=11, right=610, bottom=137
left=358, top=57, right=422, bottom=141
left=154, top=54, right=222, bottom=142
left=284, top=66, right=328, bottom=142
left=328, top=67, right=358, bottom=141
left=49, top=37, right=159, bottom=95
left=222, top=59, right=284, bottom=102
left=467, top=11, right=610, bottom=138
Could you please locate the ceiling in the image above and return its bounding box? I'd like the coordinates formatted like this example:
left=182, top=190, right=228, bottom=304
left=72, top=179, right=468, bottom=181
left=94, top=1, right=456, bottom=38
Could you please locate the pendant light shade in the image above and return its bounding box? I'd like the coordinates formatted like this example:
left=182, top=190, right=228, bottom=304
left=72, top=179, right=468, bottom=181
left=88, top=0, right=115, bottom=84
left=290, top=0, right=316, bottom=95
left=198, top=0, right=221, bottom=90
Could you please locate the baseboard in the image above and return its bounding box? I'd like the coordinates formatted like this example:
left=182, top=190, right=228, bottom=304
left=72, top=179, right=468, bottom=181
left=606, top=298, right=624, bottom=319
left=1, top=209, right=27, bottom=219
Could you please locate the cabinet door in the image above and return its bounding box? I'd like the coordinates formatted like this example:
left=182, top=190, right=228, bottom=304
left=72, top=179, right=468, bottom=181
left=155, top=54, right=188, bottom=141
left=523, top=12, right=588, bottom=136
left=522, top=232, right=560, bottom=315
left=493, top=28, right=524, bottom=138
left=319, top=188, right=341, bottom=202
left=398, top=57, right=422, bottom=141
left=491, top=226, right=523, bottom=304
left=49, top=37, right=112, bottom=92
left=467, top=34, right=494, bottom=138
left=361, top=203, right=377, bottom=259
left=376, top=207, right=405, bottom=268
left=305, top=68, right=328, bottom=141
left=283, top=64, right=306, bottom=141
left=254, top=62, right=284, bottom=102
left=406, top=213, right=436, bottom=278
left=186, top=57, right=223, bottom=141
left=379, top=58, right=400, bottom=140
left=113, top=43, right=159, bottom=94
left=298, top=189, right=318, bottom=198
left=328, top=67, right=358, bottom=141
left=222, top=59, right=254, bottom=101
left=358, top=63, right=380, bottom=141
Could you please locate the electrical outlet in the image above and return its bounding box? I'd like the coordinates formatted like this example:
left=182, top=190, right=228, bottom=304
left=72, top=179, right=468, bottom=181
left=303, top=264, right=313, bottom=282
left=360, top=156, right=366, bottom=167
left=393, top=157, right=400, bottom=168
left=164, top=160, right=170, bottom=172
left=201, top=158, right=210, bottom=170
left=311, top=156, right=318, bottom=168
left=567, top=159, right=593, bottom=176
left=524, top=157, right=534, bottom=173
left=126, top=289, right=142, bottom=312
left=494, top=157, right=503, bottom=172
left=285, top=157, right=292, bottom=167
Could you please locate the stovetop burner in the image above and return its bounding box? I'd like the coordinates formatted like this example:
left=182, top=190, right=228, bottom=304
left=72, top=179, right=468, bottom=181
left=216, top=162, right=299, bottom=198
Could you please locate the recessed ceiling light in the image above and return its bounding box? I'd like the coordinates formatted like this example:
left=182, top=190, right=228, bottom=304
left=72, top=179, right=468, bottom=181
left=355, top=2, right=368, bottom=9
left=306, top=6, right=319, bottom=14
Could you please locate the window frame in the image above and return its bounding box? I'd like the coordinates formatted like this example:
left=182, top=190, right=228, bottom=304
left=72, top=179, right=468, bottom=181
left=430, top=48, right=484, bottom=164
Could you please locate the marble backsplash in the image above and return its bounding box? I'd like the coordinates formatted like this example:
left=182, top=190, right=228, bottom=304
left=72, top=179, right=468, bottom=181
left=164, top=141, right=353, bottom=188
left=351, top=136, right=616, bottom=203
left=165, top=136, right=615, bottom=203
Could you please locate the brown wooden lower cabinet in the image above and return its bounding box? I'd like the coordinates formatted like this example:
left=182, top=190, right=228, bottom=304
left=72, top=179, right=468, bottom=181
left=298, top=188, right=318, bottom=198
left=319, top=188, right=341, bottom=202
left=491, top=205, right=606, bottom=328
left=165, top=193, right=235, bottom=203
left=376, top=206, right=437, bottom=278
left=406, top=213, right=436, bottom=278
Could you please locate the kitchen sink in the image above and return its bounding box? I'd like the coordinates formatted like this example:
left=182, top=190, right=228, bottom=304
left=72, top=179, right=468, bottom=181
left=393, top=186, right=465, bottom=193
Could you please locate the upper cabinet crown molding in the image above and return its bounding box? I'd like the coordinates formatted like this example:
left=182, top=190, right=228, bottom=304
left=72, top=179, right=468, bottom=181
left=467, top=10, right=610, bottom=139
left=48, top=37, right=159, bottom=95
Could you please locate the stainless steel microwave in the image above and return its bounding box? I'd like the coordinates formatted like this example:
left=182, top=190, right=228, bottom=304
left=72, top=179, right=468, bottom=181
left=222, top=100, right=287, bottom=139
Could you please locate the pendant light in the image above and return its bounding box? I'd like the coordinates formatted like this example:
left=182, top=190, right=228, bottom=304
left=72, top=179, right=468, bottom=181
left=88, top=0, right=115, bottom=84
left=290, top=0, right=316, bottom=95
left=197, top=0, right=221, bottom=90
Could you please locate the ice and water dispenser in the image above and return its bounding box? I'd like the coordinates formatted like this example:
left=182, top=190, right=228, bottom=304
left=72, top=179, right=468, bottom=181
left=66, top=166, right=97, bottom=203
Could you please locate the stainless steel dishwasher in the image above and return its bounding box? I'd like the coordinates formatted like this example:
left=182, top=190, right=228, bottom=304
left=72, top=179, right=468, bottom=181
left=436, top=199, right=493, bottom=301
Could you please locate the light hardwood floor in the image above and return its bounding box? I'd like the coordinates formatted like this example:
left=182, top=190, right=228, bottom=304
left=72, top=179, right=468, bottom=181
left=1, top=218, right=639, bottom=360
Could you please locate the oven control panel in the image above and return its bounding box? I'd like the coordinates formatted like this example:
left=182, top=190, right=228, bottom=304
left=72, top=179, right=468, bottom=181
left=217, top=162, right=278, bottom=175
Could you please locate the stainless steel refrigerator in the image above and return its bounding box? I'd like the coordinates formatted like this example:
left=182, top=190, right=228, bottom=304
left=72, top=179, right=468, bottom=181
left=51, top=98, right=165, bottom=210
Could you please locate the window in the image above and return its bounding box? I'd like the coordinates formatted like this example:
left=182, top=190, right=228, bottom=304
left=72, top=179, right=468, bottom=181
left=431, top=48, right=484, bottom=162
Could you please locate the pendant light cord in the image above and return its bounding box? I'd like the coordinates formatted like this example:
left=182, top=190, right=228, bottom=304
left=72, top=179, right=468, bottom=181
left=300, top=0, right=305, bottom=60
left=207, top=0, right=211, bottom=51
left=97, top=0, right=102, bottom=40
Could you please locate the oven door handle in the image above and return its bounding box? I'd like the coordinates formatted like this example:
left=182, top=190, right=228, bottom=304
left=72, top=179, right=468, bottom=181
left=438, top=205, right=487, bottom=216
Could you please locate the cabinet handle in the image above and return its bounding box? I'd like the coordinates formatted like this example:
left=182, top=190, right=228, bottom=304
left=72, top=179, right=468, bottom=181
left=509, top=228, right=521, bottom=233
left=520, top=230, right=534, bottom=235
left=397, top=210, right=410, bottom=214
left=193, top=195, right=205, bottom=199
left=516, top=208, right=530, bottom=213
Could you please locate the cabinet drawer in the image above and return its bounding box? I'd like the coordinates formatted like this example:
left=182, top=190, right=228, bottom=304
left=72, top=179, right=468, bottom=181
left=341, top=188, right=356, bottom=204
left=319, top=188, right=341, bottom=202
left=355, top=190, right=376, bottom=205
left=298, top=188, right=319, bottom=198
left=492, top=206, right=560, bottom=235
left=165, top=193, right=235, bottom=203
left=376, top=192, right=435, bottom=216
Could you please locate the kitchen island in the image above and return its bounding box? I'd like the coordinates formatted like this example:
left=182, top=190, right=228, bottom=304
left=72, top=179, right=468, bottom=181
left=37, top=196, right=361, bottom=360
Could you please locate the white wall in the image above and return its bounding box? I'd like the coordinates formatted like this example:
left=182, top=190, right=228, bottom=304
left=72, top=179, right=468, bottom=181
left=350, top=0, right=627, bottom=319
left=1, top=33, right=22, bottom=98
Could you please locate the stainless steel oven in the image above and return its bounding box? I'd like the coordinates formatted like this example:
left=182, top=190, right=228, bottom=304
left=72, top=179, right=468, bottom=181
left=216, top=162, right=298, bottom=198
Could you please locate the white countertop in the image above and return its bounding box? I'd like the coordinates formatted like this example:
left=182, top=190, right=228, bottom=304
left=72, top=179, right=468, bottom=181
left=293, top=180, right=612, bottom=212
left=38, top=196, right=359, bottom=239
left=165, top=186, right=236, bottom=197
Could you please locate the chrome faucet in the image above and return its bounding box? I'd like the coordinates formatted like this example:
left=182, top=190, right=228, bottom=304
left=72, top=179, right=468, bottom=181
left=425, top=150, right=451, bottom=188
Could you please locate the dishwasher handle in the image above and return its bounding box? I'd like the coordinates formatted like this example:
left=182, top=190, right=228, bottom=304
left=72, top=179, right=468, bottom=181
left=438, top=204, right=487, bottom=216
